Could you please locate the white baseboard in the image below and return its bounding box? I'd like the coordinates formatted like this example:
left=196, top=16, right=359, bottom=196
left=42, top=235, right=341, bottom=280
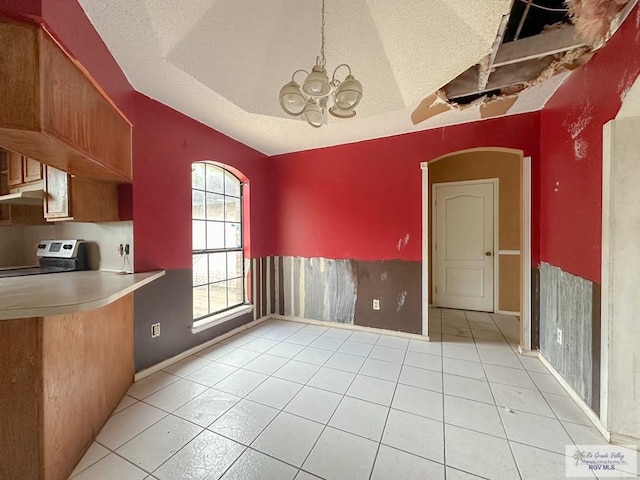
left=517, top=345, right=539, bottom=357
left=270, top=314, right=429, bottom=341
left=496, top=310, right=520, bottom=316
left=134, top=315, right=270, bottom=382
left=609, top=433, right=640, bottom=450
left=538, top=353, right=611, bottom=442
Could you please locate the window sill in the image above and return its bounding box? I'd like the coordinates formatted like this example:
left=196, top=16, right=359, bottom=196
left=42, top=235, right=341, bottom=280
left=191, top=304, right=254, bottom=334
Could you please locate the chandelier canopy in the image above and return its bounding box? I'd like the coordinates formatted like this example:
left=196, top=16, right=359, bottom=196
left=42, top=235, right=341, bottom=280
left=278, top=0, right=363, bottom=127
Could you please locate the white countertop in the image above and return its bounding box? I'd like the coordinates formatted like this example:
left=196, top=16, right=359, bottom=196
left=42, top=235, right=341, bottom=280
left=0, top=270, right=165, bottom=320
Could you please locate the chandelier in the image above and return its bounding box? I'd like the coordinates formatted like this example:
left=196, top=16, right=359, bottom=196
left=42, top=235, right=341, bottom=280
left=278, top=0, right=363, bottom=128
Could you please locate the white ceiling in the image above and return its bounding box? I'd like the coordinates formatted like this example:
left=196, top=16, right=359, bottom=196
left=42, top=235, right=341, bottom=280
left=78, top=0, right=568, bottom=155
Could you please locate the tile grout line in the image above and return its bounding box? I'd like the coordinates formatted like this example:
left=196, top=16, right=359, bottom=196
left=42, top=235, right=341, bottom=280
left=463, top=309, right=524, bottom=480
left=439, top=311, right=448, bottom=480
left=367, top=342, right=409, bottom=480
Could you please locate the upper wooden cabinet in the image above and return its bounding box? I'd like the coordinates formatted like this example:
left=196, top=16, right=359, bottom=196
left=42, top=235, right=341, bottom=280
left=43, top=165, right=119, bottom=222
left=7, top=151, right=42, bottom=187
left=0, top=20, right=132, bottom=183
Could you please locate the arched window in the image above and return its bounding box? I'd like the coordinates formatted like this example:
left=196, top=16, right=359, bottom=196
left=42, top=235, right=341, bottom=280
left=192, top=162, right=244, bottom=321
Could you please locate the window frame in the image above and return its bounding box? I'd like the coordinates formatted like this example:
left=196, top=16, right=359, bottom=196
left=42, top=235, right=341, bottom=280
left=191, top=162, right=246, bottom=323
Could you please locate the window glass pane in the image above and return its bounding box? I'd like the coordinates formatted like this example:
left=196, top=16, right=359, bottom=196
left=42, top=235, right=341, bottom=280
left=206, top=164, right=224, bottom=194
left=192, top=163, right=205, bottom=190
left=192, top=190, right=205, bottom=219
left=193, top=254, right=208, bottom=286
left=225, top=196, right=241, bottom=222
left=225, top=171, right=241, bottom=197
left=193, top=220, right=206, bottom=250
left=208, top=252, right=226, bottom=282
left=206, top=222, right=225, bottom=249
left=209, top=282, right=227, bottom=312
left=225, top=223, right=241, bottom=248
left=227, top=251, right=242, bottom=279
left=206, top=193, right=225, bottom=220
left=193, top=285, right=209, bottom=319
left=228, top=278, right=243, bottom=307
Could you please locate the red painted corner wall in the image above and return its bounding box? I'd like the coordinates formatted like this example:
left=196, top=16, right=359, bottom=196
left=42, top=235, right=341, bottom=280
left=132, top=94, right=272, bottom=271
left=539, top=6, right=640, bottom=283
left=271, top=112, right=541, bottom=263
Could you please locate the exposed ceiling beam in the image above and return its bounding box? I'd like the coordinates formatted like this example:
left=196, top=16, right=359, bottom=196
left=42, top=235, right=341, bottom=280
left=445, top=56, right=555, bottom=99
left=478, top=13, right=512, bottom=92
left=493, top=25, right=588, bottom=67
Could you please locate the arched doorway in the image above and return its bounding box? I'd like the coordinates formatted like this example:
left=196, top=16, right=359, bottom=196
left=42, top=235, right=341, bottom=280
left=420, top=148, right=532, bottom=351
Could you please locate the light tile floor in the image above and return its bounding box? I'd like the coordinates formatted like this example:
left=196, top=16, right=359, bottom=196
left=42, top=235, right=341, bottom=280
left=70, top=309, right=628, bottom=480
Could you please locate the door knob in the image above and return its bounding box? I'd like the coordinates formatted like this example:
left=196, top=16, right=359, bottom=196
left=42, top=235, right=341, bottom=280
left=485, top=251, right=492, bottom=256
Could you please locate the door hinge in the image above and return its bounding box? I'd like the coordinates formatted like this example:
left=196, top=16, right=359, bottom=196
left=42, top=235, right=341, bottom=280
left=435, top=286, right=438, bottom=294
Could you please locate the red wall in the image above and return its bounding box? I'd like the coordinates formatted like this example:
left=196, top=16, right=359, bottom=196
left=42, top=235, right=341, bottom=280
left=540, top=6, right=640, bottom=283
left=132, top=94, right=271, bottom=271
left=271, top=113, right=540, bottom=262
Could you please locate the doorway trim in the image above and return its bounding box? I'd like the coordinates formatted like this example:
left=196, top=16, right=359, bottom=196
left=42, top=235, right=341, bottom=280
left=431, top=178, right=499, bottom=313
left=421, top=148, right=532, bottom=352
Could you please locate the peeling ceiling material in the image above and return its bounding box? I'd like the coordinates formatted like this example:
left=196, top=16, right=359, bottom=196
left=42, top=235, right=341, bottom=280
left=411, top=0, right=636, bottom=126
left=566, top=0, right=631, bottom=43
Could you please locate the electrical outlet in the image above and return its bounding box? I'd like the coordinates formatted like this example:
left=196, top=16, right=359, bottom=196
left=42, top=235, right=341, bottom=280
left=556, top=328, right=562, bottom=344
left=124, top=244, right=130, bottom=255
left=373, top=299, right=380, bottom=310
left=117, top=244, right=124, bottom=257
left=151, top=323, right=161, bottom=338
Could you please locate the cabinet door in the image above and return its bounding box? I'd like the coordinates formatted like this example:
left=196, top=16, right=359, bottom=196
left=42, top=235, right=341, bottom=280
left=23, top=157, right=42, bottom=183
left=8, top=152, right=23, bottom=186
left=44, top=165, right=70, bottom=219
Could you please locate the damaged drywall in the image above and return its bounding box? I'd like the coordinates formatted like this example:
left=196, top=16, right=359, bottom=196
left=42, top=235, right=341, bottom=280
left=411, top=0, right=635, bottom=125
left=276, top=256, right=357, bottom=323
left=563, top=101, right=594, bottom=160
left=539, top=262, right=595, bottom=409
left=273, top=256, right=423, bottom=334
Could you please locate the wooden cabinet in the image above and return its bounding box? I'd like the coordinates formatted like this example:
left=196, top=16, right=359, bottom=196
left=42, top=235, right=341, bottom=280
left=0, top=151, right=46, bottom=225
left=24, top=157, right=43, bottom=183
left=0, top=20, right=132, bottom=183
left=44, top=165, right=119, bottom=222
left=7, top=151, right=42, bottom=187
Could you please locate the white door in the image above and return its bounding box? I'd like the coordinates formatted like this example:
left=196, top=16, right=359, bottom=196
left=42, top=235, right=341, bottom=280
left=434, top=181, right=495, bottom=311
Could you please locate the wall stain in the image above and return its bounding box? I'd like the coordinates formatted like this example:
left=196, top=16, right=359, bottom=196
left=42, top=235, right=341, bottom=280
left=396, top=290, right=407, bottom=312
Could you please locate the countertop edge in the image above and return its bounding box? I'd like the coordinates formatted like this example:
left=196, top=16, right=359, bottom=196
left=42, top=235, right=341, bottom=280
left=0, top=270, right=165, bottom=320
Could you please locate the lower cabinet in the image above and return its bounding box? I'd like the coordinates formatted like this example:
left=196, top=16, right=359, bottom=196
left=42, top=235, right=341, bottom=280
left=0, top=295, right=134, bottom=480
left=44, top=165, right=119, bottom=222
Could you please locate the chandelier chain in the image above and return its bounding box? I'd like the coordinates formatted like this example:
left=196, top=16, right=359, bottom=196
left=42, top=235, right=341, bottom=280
left=320, top=0, right=326, bottom=65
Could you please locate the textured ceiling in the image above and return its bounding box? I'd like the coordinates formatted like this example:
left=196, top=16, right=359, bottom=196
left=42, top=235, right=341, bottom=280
left=78, top=0, right=568, bottom=155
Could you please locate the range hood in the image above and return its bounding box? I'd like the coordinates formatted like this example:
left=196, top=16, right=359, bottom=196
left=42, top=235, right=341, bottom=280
left=0, top=189, right=44, bottom=205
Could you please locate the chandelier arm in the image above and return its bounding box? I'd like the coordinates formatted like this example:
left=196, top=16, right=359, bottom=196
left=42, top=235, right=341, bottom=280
left=331, top=63, right=352, bottom=84
left=291, top=69, right=309, bottom=82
